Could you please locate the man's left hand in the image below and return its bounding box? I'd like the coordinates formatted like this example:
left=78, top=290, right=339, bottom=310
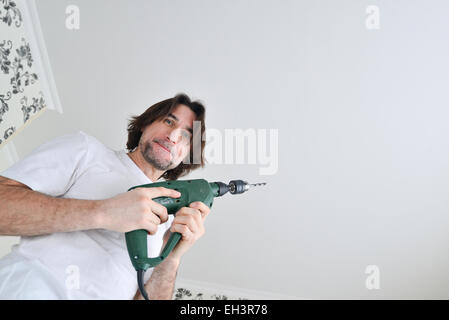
left=163, top=201, right=210, bottom=261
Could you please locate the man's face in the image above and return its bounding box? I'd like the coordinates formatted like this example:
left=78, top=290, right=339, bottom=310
left=138, top=104, right=195, bottom=171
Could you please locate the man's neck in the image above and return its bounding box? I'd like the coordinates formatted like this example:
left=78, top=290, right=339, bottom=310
left=127, top=149, right=164, bottom=182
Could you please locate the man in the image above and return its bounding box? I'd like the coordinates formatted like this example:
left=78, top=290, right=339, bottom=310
left=0, top=93, right=209, bottom=299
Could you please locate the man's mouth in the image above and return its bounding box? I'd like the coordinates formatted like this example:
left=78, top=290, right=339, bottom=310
left=155, top=141, right=171, bottom=153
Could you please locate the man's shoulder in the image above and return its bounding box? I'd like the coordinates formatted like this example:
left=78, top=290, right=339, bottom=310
left=76, top=130, right=118, bottom=157
left=77, top=130, right=99, bottom=147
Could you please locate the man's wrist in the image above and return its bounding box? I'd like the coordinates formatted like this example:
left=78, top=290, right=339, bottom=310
left=158, top=256, right=181, bottom=271
left=139, top=256, right=180, bottom=300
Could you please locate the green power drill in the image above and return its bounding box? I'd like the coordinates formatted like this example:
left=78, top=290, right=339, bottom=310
left=125, top=178, right=266, bottom=300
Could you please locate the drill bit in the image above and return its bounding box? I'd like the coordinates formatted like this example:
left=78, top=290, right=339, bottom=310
left=243, top=181, right=267, bottom=192
left=248, top=182, right=267, bottom=188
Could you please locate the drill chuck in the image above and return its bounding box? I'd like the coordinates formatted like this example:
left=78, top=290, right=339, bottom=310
left=229, top=180, right=249, bottom=194
left=213, top=180, right=267, bottom=196
left=212, top=180, right=248, bottom=196
left=213, top=180, right=250, bottom=196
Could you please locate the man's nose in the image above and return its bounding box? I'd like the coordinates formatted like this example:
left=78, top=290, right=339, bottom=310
left=166, top=128, right=182, bottom=144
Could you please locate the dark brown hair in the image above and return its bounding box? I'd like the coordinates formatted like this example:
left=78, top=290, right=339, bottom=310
left=126, top=93, right=206, bottom=181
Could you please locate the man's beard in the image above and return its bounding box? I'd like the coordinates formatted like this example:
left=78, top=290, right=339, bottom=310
left=140, top=139, right=174, bottom=171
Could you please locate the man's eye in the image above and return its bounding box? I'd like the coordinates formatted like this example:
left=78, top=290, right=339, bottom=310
left=182, top=131, right=192, bottom=139
left=164, top=119, right=173, bottom=125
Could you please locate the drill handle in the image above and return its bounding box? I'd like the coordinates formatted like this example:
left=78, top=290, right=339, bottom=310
left=125, top=230, right=182, bottom=270
left=125, top=179, right=215, bottom=271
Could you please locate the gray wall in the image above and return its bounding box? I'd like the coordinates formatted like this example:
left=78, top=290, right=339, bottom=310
left=1, top=0, right=449, bottom=299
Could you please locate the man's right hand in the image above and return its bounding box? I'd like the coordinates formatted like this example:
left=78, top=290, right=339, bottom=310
left=97, top=187, right=181, bottom=234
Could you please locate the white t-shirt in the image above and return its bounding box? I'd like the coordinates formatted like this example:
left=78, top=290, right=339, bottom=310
left=0, top=131, right=173, bottom=299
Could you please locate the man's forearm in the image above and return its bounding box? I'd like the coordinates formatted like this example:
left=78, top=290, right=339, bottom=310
left=134, top=258, right=180, bottom=300
left=0, top=185, right=103, bottom=236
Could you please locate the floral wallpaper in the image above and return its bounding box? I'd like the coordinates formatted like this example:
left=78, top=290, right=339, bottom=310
left=173, top=282, right=253, bottom=300
left=173, top=287, right=249, bottom=300
left=0, top=0, right=47, bottom=147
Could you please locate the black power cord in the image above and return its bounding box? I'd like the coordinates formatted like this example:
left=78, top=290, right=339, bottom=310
left=137, top=270, right=149, bottom=300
